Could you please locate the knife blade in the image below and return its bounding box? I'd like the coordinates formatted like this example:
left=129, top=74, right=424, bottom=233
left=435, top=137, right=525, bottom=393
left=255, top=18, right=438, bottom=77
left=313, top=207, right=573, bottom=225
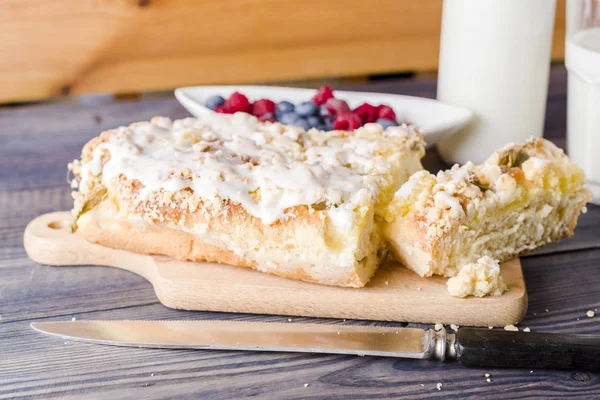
left=31, top=320, right=600, bottom=370
left=30, top=320, right=449, bottom=360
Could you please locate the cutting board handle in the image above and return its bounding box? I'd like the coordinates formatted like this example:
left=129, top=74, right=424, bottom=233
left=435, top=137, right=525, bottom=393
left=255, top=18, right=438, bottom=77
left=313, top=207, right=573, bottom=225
left=23, top=212, right=153, bottom=280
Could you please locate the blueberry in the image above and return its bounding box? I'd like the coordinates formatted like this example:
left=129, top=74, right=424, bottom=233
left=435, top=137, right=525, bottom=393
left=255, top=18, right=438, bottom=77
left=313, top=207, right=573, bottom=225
left=376, top=118, right=397, bottom=129
left=319, top=105, right=331, bottom=117
left=294, top=118, right=311, bottom=130
left=323, top=118, right=334, bottom=131
left=279, top=112, right=298, bottom=125
left=276, top=101, right=295, bottom=115
left=321, top=115, right=334, bottom=128
left=205, top=95, right=225, bottom=110
left=307, top=116, right=321, bottom=128
left=295, top=101, right=318, bottom=117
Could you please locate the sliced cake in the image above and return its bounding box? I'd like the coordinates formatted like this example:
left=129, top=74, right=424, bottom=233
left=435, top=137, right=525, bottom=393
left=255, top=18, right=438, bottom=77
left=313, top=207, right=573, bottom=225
left=381, top=138, right=591, bottom=278
left=68, top=113, right=425, bottom=287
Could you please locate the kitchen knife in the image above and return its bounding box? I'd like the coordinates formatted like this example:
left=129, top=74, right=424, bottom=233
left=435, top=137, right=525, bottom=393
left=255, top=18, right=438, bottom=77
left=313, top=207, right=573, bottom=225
left=31, top=320, right=600, bottom=370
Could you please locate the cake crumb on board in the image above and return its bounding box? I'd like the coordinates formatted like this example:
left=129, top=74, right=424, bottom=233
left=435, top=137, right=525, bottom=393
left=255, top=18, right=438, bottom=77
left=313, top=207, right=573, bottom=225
left=436, top=383, right=442, bottom=391
left=446, top=257, right=507, bottom=298
left=503, top=324, right=519, bottom=331
left=586, top=310, right=595, bottom=318
left=523, top=327, right=531, bottom=332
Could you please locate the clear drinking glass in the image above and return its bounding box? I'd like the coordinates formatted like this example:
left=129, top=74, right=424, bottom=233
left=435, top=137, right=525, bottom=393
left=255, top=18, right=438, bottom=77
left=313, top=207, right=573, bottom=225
left=436, top=0, right=557, bottom=165
left=566, top=0, right=600, bottom=203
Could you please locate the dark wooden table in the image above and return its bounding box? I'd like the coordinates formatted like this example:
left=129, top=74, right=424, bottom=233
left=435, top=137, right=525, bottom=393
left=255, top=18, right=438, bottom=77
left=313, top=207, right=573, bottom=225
left=1, top=66, right=599, bottom=399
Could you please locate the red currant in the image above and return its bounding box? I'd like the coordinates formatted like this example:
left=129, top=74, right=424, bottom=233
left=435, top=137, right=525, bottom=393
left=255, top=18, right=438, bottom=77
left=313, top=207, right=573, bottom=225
left=225, top=92, right=251, bottom=113
left=376, top=105, right=397, bottom=122
left=354, top=103, right=378, bottom=124
left=333, top=112, right=362, bottom=130
left=325, top=98, right=351, bottom=115
left=252, top=99, right=276, bottom=117
left=312, top=85, right=334, bottom=106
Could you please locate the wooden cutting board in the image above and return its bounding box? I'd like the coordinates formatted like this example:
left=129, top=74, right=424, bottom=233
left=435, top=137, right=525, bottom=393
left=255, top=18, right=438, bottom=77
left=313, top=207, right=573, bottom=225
left=24, top=212, right=528, bottom=326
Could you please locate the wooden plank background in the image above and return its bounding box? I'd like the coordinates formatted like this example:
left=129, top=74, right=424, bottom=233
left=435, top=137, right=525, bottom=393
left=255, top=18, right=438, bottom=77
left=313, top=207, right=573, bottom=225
left=0, top=0, right=566, bottom=103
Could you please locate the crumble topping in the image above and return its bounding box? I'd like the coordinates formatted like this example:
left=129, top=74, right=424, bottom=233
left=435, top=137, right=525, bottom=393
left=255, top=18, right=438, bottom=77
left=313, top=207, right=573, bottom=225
left=384, top=138, right=589, bottom=235
left=71, top=113, right=423, bottom=225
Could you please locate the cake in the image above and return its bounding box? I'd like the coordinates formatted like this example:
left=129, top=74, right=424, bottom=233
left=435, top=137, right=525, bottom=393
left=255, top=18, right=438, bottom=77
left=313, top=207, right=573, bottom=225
left=68, top=112, right=425, bottom=288
left=381, top=138, right=591, bottom=278
left=446, top=256, right=507, bottom=298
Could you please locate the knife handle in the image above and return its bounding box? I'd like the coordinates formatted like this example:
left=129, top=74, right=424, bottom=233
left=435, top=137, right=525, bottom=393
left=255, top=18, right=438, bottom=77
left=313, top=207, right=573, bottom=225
left=454, top=328, right=600, bottom=370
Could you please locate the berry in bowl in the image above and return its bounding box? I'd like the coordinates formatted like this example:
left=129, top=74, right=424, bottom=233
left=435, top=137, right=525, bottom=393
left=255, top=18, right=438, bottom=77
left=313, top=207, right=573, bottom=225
left=200, top=86, right=407, bottom=132
left=175, top=85, right=473, bottom=145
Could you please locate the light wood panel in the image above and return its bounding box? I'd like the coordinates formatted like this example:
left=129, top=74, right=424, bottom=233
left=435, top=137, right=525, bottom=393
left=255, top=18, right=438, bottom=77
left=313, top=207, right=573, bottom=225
left=0, top=0, right=566, bottom=103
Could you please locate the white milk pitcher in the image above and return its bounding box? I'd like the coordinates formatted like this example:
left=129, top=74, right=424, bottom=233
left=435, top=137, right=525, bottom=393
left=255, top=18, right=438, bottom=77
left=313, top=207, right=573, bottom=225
left=566, top=0, right=600, bottom=204
left=436, top=0, right=557, bottom=165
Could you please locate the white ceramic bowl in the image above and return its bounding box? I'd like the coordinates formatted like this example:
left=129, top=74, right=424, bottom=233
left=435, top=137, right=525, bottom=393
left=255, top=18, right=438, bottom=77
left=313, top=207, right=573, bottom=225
left=174, top=85, right=472, bottom=146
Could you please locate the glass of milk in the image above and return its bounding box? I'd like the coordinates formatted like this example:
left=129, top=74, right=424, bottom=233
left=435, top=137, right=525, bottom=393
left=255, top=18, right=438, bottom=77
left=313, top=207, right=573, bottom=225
left=436, top=0, right=557, bottom=165
left=566, top=0, right=600, bottom=204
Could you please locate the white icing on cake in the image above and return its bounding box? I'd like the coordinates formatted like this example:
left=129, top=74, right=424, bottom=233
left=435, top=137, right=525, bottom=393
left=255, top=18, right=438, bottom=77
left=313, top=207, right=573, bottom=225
left=78, top=113, right=421, bottom=225
left=433, top=191, right=465, bottom=216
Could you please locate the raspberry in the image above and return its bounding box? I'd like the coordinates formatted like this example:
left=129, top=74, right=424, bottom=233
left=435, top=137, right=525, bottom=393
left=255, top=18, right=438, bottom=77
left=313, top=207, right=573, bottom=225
left=376, top=105, right=397, bottom=122
left=224, top=92, right=251, bottom=113
left=312, top=85, right=334, bottom=106
left=325, top=98, right=351, bottom=115
left=333, top=112, right=362, bottom=130
left=258, top=113, right=275, bottom=123
left=354, top=103, right=378, bottom=124
left=214, top=106, right=229, bottom=114
left=252, top=99, right=276, bottom=117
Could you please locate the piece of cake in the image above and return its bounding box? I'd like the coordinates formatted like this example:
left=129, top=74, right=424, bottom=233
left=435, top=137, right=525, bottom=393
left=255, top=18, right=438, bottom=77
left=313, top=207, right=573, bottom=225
left=381, top=138, right=591, bottom=278
left=68, top=113, right=425, bottom=288
left=446, top=256, right=507, bottom=298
